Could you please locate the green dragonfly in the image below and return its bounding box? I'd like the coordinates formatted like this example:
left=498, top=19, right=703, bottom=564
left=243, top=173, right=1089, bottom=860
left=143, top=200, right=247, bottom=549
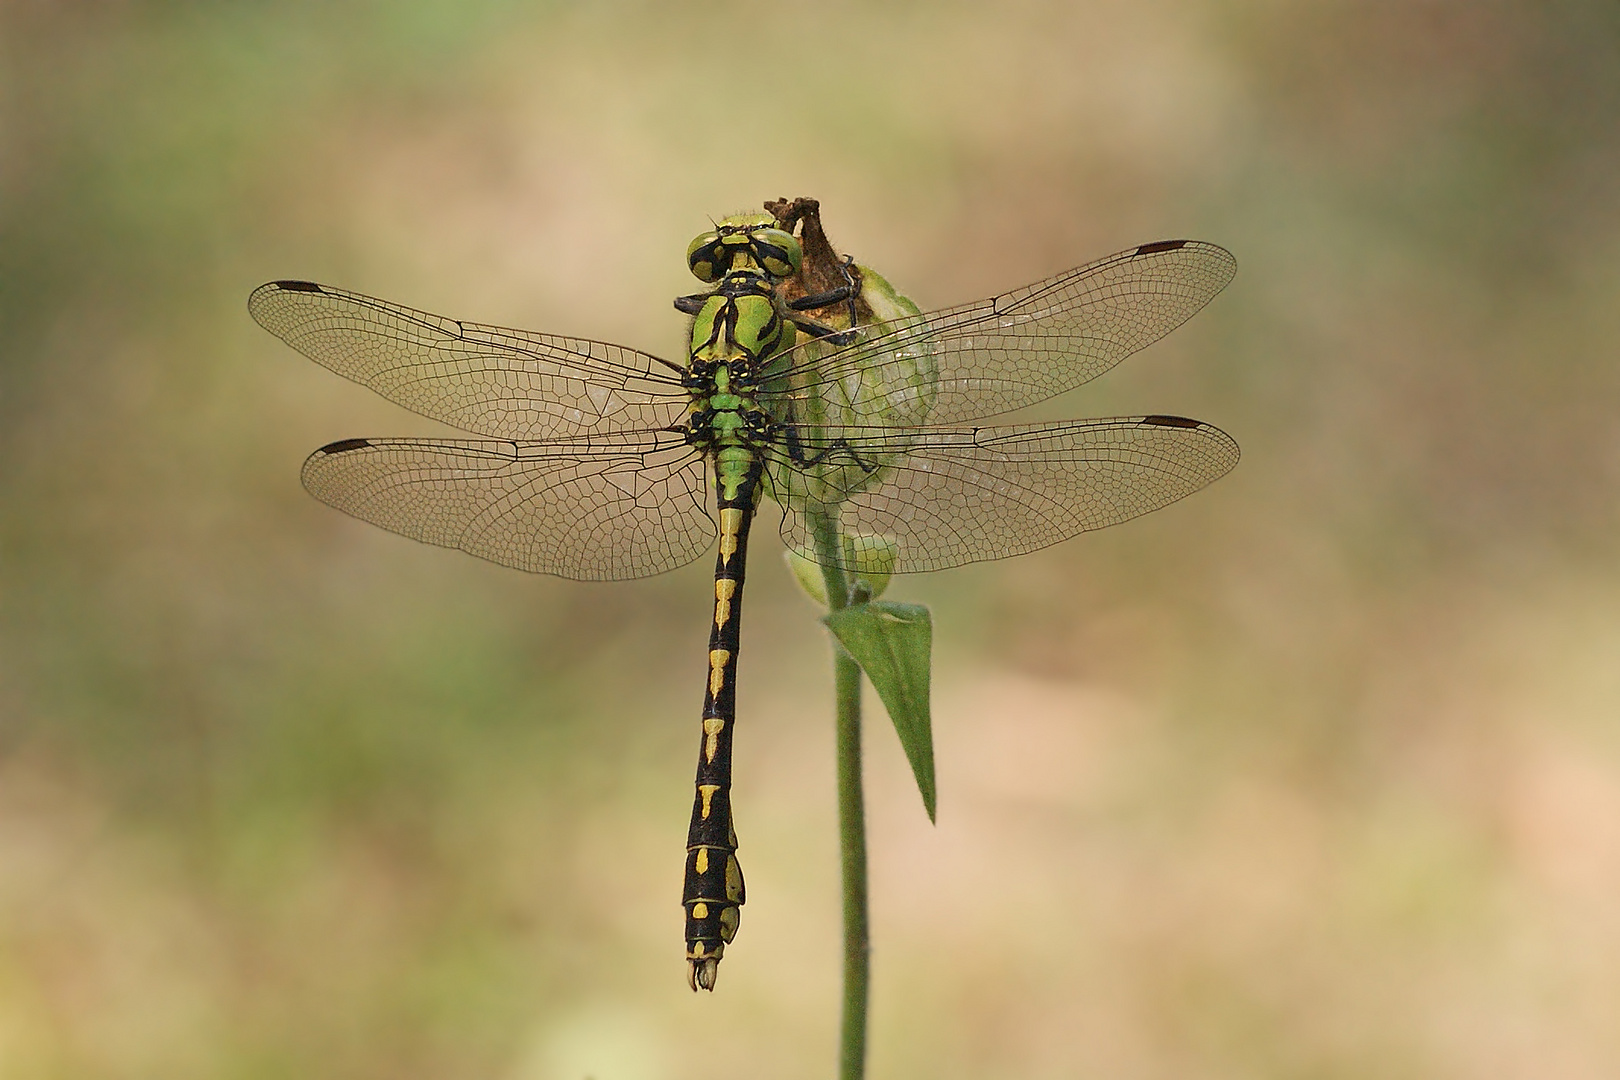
left=249, top=212, right=1239, bottom=991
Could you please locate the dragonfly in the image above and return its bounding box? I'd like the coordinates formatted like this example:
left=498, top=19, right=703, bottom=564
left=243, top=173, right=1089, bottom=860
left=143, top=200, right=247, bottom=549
left=249, top=212, right=1239, bottom=992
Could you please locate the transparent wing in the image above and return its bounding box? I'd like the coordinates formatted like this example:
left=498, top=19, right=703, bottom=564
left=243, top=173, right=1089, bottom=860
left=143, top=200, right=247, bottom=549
left=771, top=415, right=1239, bottom=574
left=250, top=281, right=690, bottom=440
left=301, top=430, right=713, bottom=580
left=768, top=240, right=1236, bottom=425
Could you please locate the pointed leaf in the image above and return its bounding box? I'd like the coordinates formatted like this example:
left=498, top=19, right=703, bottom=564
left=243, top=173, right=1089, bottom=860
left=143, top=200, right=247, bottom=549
left=824, top=601, right=936, bottom=821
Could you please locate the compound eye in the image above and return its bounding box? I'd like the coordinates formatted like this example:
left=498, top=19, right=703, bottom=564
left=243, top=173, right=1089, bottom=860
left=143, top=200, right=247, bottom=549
left=750, top=228, right=802, bottom=278
left=686, top=230, right=724, bottom=283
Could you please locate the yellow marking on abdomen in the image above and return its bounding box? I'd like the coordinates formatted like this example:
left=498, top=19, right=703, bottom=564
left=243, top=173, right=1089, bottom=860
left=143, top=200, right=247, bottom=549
left=708, top=649, right=731, bottom=697
left=703, top=716, right=725, bottom=763
left=692, top=901, right=708, bottom=918
left=695, top=847, right=709, bottom=874
left=713, top=577, right=737, bottom=629
left=719, top=508, right=744, bottom=565
left=698, top=784, right=720, bottom=819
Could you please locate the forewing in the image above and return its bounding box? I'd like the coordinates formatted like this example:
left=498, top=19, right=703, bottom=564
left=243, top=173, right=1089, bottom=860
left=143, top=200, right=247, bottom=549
left=770, top=240, right=1236, bottom=425
left=773, top=416, right=1239, bottom=573
left=250, top=281, right=689, bottom=439
left=301, top=431, right=713, bottom=580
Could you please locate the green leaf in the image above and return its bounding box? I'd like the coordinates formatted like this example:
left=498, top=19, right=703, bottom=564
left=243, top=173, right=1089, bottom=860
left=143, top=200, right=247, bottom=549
left=823, top=601, right=936, bottom=821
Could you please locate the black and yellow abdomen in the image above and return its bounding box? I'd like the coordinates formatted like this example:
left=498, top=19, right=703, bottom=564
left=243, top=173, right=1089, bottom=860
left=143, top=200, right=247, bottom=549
left=680, top=450, right=759, bottom=991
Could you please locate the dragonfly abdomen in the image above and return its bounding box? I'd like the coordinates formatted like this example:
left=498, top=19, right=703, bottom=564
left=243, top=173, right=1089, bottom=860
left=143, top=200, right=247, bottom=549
left=683, top=455, right=762, bottom=991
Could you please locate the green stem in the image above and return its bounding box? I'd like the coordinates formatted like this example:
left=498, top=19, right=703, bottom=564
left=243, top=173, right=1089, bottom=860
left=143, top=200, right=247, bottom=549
left=812, top=512, right=868, bottom=1080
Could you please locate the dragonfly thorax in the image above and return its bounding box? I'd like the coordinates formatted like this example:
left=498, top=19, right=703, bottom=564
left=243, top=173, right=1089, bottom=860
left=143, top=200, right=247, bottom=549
left=681, top=248, right=799, bottom=461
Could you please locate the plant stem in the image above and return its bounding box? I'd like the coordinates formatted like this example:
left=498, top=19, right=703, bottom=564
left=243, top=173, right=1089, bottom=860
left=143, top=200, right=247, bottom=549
left=812, top=512, right=868, bottom=1080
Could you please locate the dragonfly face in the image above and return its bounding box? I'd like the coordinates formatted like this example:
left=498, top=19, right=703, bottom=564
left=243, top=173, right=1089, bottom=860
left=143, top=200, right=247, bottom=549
left=686, top=214, right=802, bottom=283
left=249, top=214, right=1241, bottom=993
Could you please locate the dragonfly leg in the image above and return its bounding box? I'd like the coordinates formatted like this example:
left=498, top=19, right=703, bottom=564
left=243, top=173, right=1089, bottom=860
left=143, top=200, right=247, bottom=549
left=673, top=293, right=708, bottom=316
left=787, top=282, right=857, bottom=311
left=786, top=254, right=861, bottom=342
left=779, top=422, right=880, bottom=472
left=786, top=315, right=857, bottom=345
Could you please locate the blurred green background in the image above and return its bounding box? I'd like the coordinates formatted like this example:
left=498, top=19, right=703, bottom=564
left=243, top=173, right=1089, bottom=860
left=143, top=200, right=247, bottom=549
left=4, top=2, right=1619, bottom=1077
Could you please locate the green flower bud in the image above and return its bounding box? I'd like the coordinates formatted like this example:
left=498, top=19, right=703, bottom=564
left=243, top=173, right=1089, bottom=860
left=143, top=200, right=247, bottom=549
left=783, top=532, right=898, bottom=608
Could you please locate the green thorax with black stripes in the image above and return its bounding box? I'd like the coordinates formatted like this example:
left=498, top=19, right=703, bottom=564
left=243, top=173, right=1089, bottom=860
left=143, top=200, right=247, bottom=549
left=680, top=213, right=804, bottom=489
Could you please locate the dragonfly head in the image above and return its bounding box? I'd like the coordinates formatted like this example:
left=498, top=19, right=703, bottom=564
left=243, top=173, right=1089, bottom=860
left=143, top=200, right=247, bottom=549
left=687, top=213, right=802, bottom=283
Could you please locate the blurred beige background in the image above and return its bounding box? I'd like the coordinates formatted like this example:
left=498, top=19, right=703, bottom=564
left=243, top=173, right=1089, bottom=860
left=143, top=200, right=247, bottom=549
left=3, top=2, right=1619, bottom=1077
